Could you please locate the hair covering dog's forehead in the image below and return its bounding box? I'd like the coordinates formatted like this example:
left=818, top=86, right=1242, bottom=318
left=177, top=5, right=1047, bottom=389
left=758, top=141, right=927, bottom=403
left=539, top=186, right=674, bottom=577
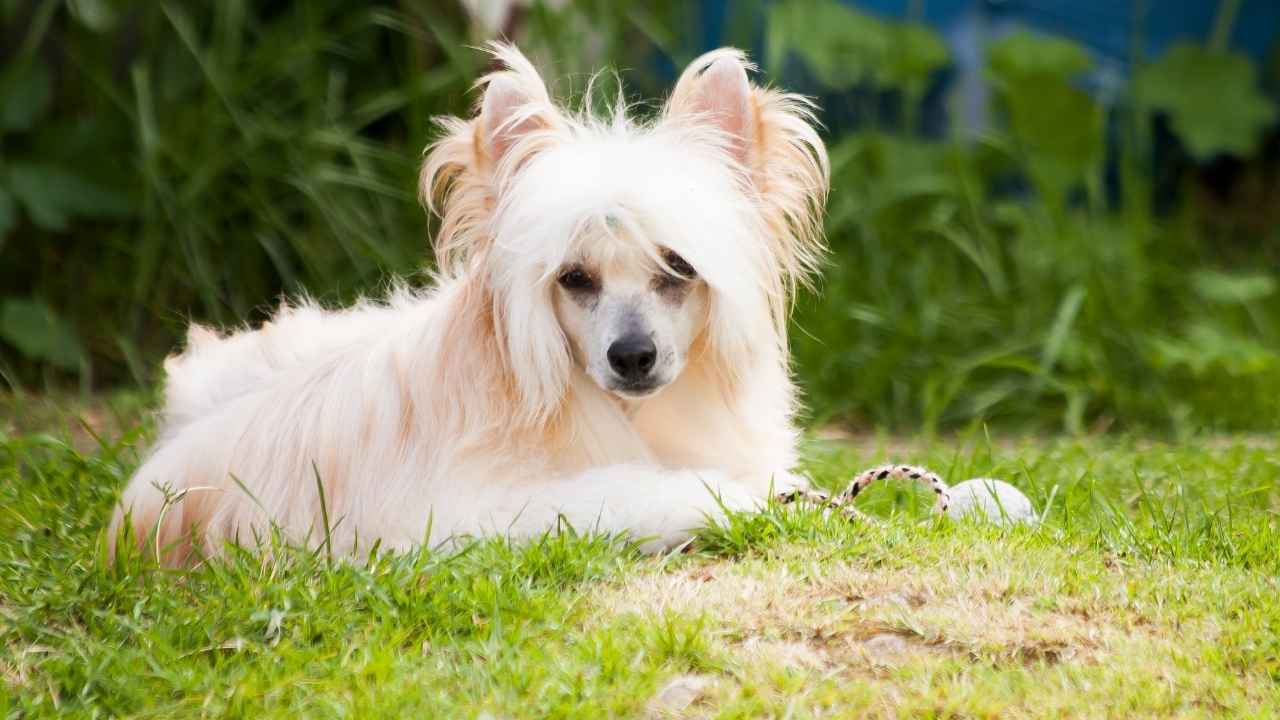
left=490, top=131, right=765, bottom=278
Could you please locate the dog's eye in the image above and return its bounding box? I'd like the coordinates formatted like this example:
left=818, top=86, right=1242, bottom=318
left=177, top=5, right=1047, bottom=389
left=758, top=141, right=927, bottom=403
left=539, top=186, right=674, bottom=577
left=662, top=251, right=696, bottom=280
left=557, top=267, right=597, bottom=292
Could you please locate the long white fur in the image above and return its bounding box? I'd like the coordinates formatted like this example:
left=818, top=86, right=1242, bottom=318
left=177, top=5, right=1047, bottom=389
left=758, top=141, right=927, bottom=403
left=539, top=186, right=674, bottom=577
left=109, top=43, right=829, bottom=564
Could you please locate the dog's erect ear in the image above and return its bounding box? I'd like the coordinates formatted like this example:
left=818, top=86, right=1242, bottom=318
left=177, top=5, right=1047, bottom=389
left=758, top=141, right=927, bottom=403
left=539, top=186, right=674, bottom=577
left=478, top=44, right=560, bottom=171
left=666, top=49, right=757, bottom=165
left=666, top=48, right=830, bottom=311
left=421, top=43, right=563, bottom=273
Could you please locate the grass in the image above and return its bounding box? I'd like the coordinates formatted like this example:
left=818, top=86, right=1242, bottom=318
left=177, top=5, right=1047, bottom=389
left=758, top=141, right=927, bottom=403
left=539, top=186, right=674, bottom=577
left=3, top=405, right=1279, bottom=718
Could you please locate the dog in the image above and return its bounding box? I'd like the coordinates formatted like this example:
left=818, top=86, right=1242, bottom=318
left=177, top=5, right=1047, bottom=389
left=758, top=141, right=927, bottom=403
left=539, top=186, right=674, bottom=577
left=109, top=43, right=829, bottom=564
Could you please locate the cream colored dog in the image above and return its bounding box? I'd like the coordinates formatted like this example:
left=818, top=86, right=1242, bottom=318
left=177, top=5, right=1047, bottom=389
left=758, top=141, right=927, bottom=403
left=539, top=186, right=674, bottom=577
left=110, top=44, right=828, bottom=564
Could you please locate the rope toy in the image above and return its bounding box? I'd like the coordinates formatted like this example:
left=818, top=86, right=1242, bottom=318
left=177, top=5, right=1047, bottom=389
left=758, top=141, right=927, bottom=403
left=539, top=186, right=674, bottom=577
left=778, top=463, right=1037, bottom=525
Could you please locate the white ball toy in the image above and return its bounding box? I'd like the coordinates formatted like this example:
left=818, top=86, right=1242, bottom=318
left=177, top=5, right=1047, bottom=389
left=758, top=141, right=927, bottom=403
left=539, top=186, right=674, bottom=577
left=945, top=478, right=1037, bottom=525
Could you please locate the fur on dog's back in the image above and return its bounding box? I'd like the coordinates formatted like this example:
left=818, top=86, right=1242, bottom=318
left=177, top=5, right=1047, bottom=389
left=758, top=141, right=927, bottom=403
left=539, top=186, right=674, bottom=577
left=160, top=289, right=425, bottom=432
left=111, top=284, right=471, bottom=561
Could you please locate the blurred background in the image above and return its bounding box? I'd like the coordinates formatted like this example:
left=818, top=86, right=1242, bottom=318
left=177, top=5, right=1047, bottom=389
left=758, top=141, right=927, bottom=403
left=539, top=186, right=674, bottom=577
left=0, top=0, right=1277, bottom=434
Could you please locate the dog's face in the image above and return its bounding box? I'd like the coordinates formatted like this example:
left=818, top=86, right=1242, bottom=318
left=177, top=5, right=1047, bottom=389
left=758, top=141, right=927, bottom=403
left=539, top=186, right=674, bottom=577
left=422, top=44, right=827, bottom=421
left=552, top=241, right=709, bottom=398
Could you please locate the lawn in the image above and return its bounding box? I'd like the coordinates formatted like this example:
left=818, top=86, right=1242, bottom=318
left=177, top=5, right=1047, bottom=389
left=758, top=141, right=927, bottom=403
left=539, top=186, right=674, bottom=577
left=3, top=403, right=1278, bottom=718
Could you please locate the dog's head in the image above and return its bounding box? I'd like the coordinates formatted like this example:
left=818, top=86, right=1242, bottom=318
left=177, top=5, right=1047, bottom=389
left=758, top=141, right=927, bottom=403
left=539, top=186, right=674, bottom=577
left=423, top=44, right=827, bottom=421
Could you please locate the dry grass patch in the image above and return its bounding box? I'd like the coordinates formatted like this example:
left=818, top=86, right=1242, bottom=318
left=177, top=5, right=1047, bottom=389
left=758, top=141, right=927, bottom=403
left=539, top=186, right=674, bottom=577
left=589, top=540, right=1279, bottom=717
left=594, top=549, right=1115, bottom=671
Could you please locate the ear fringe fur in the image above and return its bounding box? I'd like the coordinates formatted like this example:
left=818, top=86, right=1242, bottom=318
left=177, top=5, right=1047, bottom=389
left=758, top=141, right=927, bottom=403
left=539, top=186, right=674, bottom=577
left=419, top=42, right=564, bottom=277
left=666, top=48, right=830, bottom=319
left=750, top=86, right=830, bottom=300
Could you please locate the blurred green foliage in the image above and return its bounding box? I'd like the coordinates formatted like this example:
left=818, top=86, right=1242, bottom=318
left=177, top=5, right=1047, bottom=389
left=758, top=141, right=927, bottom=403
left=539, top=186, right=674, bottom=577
left=0, top=0, right=1277, bottom=433
left=1135, top=43, right=1277, bottom=160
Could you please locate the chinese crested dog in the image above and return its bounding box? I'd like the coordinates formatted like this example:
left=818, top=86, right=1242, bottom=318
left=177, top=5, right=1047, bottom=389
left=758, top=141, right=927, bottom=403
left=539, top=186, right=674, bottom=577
left=110, top=43, right=828, bottom=563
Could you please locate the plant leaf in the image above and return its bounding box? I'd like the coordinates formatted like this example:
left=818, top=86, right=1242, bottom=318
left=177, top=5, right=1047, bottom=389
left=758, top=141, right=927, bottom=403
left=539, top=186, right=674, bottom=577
left=7, top=163, right=132, bottom=231
left=1191, top=270, right=1277, bottom=304
left=1040, top=285, right=1087, bottom=377
left=884, top=22, right=950, bottom=89
left=0, top=185, right=15, bottom=240
left=1136, top=44, right=1278, bottom=160
left=0, top=61, right=52, bottom=132
left=986, top=33, right=1101, bottom=206
left=1147, top=323, right=1278, bottom=377
left=67, top=0, right=117, bottom=32
left=1001, top=77, right=1103, bottom=206
left=767, top=0, right=888, bottom=89
left=988, top=32, right=1092, bottom=84
left=0, top=298, right=85, bottom=370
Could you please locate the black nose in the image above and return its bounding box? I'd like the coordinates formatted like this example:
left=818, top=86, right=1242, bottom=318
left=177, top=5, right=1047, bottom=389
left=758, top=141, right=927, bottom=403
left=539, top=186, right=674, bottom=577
left=607, top=334, right=657, bottom=381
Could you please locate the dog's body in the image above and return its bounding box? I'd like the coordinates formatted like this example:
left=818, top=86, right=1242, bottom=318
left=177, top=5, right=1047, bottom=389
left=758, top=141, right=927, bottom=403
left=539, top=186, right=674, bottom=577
left=110, top=45, right=828, bottom=563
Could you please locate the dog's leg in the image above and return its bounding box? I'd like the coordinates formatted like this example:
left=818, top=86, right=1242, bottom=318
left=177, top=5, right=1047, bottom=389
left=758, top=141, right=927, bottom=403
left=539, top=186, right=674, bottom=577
left=461, top=465, right=760, bottom=553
